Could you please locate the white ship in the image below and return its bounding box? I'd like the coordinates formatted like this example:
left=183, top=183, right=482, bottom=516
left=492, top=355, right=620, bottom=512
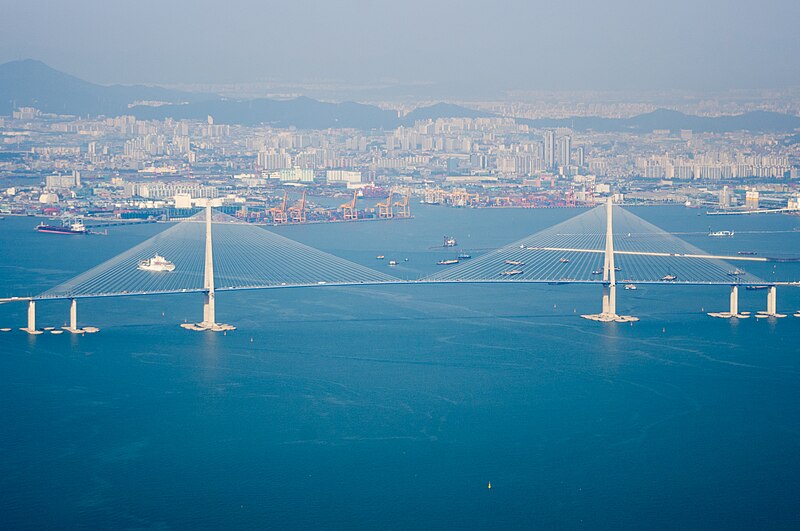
left=138, top=254, right=176, bottom=272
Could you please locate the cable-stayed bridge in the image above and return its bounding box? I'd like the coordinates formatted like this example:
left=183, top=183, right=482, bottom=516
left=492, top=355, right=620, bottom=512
left=3, top=199, right=799, bottom=334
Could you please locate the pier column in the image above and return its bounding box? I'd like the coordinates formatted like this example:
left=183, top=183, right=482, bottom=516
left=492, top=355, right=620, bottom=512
left=27, top=300, right=36, bottom=331
left=767, top=286, right=777, bottom=315
left=729, top=285, right=739, bottom=315
left=203, top=290, right=215, bottom=326
left=22, top=300, right=42, bottom=334
left=69, top=298, right=78, bottom=331
left=602, top=283, right=617, bottom=315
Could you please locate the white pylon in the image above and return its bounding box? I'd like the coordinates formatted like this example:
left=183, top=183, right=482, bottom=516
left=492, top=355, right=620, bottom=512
left=582, top=196, right=637, bottom=323
left=181, top=203, right=235, bottom=332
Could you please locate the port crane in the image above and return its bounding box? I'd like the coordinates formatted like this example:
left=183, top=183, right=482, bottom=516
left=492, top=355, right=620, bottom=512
left=393, top=192, right=411, bottom=218
left=268, top=191, right=288, bottom=224
left=377, top=190, right=394, bottom=218
left=288, top=189, right=307, bottom=223
left=340, top=190, right=359, bottom=220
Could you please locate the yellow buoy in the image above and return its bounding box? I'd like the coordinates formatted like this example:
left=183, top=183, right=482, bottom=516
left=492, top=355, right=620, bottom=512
left=487, top=482, right=492, bottom=489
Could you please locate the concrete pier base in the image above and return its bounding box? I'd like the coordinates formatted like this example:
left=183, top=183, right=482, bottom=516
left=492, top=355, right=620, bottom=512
left=21, top=300, right=42, bottom=334
left=581, top=313, right=639, bottom=323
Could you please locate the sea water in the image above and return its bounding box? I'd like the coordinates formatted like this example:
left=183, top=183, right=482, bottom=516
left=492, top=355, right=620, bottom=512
left=1, top=206, right=799, bottom=529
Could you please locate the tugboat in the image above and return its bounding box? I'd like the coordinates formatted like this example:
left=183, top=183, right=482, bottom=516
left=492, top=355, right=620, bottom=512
left=138, top=254, right=176, bottom=272
left=35, top=220, right=88, bottom=235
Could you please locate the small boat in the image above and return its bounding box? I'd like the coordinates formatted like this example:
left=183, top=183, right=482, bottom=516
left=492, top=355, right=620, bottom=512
left=138, top=254, right=176, bottom=272
left=591, top=270, right=603, bottom=275
left=501, top=269, right=523, bottom=276
left=745, top=285, right=769, bottom=290
left=624, top=284, right=637, bottom=290
left=727, top=269, right=745, bottom=276
left=661, top=274, right=677, bottom=281
left=709, top=230, right=734, bottom=237
left=458, top=253, right=472, bottom=259
left=443, top=236, right=457, bottom=247
left=388, top=260, right=398, bottom=266
left=376, top=255, right=385, bottom=259
left=737, top=251, right=757, bottom=256
left=504, top=260, right=524, bottom=266
left=559, top=258, right=570, bottom=263
left=437, top=259, right=459, bottom=265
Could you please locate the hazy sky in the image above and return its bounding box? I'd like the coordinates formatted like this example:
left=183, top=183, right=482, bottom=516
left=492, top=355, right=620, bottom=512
left=2, top=0, right=798, bottom=91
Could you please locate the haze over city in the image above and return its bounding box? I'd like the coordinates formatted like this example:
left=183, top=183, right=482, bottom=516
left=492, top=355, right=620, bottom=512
left=2, top=0, right=799, bottom=92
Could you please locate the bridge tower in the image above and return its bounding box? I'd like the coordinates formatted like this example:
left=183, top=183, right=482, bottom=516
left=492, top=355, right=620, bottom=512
left=181, top=204, right=235, bottom=332
left=581, top=197, right=638, bottom=323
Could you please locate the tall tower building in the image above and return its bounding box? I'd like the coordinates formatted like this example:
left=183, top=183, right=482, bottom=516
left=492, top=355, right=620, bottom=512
left=558, top=136, right=572, bottom=167
left=543, top=130, right=555, bottom=169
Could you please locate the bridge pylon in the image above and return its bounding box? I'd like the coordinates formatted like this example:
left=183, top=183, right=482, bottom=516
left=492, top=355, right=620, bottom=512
left=582, top=197, right=638, bottom=323
left=181, top=203, right=235, bottom=332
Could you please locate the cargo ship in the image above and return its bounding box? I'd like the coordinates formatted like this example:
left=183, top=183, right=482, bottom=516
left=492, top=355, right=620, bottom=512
left=504, top=260, right=524, bottom=266
left=708, top=230, right=734, bottom=237
left=501, top=269, right=523, bottom=276
left=35, top=220, right=88, bottom=235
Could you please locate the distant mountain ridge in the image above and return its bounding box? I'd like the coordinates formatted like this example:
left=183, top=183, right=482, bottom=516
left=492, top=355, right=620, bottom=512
left=0, top=59, right=207, bottom=116
left=520, top=108, right=800, bottom=133
left=1, top=60, right=799, bottom=132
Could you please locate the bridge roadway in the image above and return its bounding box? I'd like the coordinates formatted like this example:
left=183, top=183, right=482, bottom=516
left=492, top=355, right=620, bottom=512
left=2, top=277, right=799, bottom=304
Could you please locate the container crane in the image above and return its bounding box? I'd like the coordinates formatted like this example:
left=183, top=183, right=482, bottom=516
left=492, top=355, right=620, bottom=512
left=268, top=191, right=288, bottom=224
left=393, top=193, right=411, bottom=218
left=377, top=190, right=394, bottom=218
left=288, top=189, right=307, bottom=223
left=340, top=190, right=358, bottom=220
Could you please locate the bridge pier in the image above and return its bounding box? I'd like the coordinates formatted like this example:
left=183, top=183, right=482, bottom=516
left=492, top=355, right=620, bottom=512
left=708, top=285, right=750, bottom=319
left=756, top=286, right=786, bottom=318
left=602, top=284, right=617, bottom=315
left=21, top=300, right=42, bottom=334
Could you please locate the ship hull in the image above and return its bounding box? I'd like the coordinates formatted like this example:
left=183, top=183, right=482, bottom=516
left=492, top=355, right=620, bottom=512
left=36, top=226, right=87, bottom=235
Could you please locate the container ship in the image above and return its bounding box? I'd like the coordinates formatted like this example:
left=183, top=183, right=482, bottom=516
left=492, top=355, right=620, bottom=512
left=35, top=220, right=88, bottom=235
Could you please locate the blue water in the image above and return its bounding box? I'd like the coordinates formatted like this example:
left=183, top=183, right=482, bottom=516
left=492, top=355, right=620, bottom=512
left=1, top=206, right=800, bottom=529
